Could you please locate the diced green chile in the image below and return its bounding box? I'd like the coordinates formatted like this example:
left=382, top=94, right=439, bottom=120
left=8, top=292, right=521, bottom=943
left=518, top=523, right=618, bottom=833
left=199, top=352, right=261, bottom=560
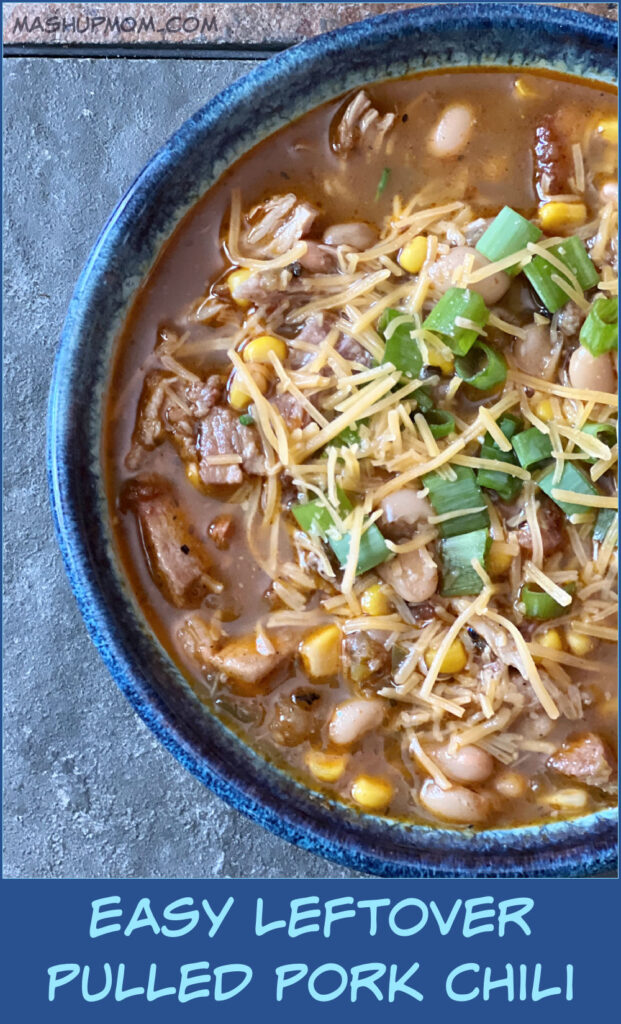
left=537, top=462, right=601, bottom=516
left=512, top=427, right=553, bottom=469
left=422, top=288, right=490, bottom=356
left=579, top=297, right=618, bottom=356
left=440, top=528, right=491, bottom=596
left=378, top=308, right=423, bottom=378
left=423, top=466, right=490, bottom=538
left=455, top=340, right=507, bottom=390
left=476, top=206, right=542, bottom=275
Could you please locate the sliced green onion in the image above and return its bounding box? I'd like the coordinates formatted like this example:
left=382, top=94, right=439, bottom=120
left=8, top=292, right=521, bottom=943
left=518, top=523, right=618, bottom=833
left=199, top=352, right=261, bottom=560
left=424, top=408, right=456, bottom=439
left=594, top=507, right=617, bottom=543
left=581, top=421, right=617, bottom=447
left=423, top=466, right=490, bottom=538
left=440, top=528, right=491, bottom=597
left=520, top=583, right=574, bottom=620
left=580, top=421, right=617, bottom=463
left=422, top=288, right=490, bottom=356
left=512, top=427, right=553, bottom=469
left=579, top=297, right=618, bottom=356
left=328, top=422, right=366, bottom=448
left=475, top=206, right=542, bottom=275
left=329, top=523, right=391, bottom=575
left=454, top=340, right=507, bottom=391
left=378, top=308, right=422, bottom=378
left=375, top=167, right=391, bottom=200
left=537, top=462, right=601, bottom=516
left=415, top=386, right=434, bottom=414
left=484, top=413, right=523, bottom=446
left=238, top=413, right=254, bottom=426
left=523, top=236, right=599, bottom=313
left=477, top=443, right=523, bottom=502
left=292, top=490, right=390, bottom=575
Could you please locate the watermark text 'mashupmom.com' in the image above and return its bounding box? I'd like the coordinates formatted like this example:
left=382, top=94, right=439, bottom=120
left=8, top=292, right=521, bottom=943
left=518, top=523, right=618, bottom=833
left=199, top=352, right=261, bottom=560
left=10, top=11, right=218, bottom=39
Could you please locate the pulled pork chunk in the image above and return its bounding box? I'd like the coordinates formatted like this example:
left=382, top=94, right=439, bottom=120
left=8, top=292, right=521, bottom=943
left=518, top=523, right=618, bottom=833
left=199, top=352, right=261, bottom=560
left=272, top=392, right=311, bottom=431
left=241, top=193, right=318, bottom=257
left=232, top=266, right=312, bottom=310
left=180, top=617, right=301, bottom=691
left=556, top=300, right=586, bottom=339
left=268, top=688, right=322, bottom=747
left=198, top=407, right=266, bottom=486
left=534, top=113, right=571, bottom=200
left=548, top=732, right=616, bottom=790
left=288, top=312, right=372, bottom=370
left=128, top=370, right=224, bottom=468
left=122, top=477, right=215, bottom=608
left=332, top=90, right=395, bottom=155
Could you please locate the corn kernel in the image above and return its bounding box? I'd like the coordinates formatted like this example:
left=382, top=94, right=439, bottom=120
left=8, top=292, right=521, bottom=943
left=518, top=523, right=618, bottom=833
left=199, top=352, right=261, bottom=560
left=185, top=462, right=201, bottom=489
left=534, top=398, right=554, bottom=422
left=487, top=540, right=513, bottom=578
left=565, top=627, right=594, bottom=657
left=305, top=750, right=348, bottom=783
left=514, top=77, right=542, bottom=100
left=243, top=334, right=287, bottom=364
left=398, top=236, right=428, bottom=274
left=226, top=267, right=252, bottom=307
left=542, top=787, right=588, bottom=811
left=425, top=638, right=468, bottom=675
left=360, top=583, right=392, bottom=617
left=597, top=117, right=618, bottom=145
left=300, top=624, right=341, bottom=678
left=228, top=375, right=253, bottom=411
left=539, top=628, right=564, bottom=652
left=351, top=774, right=394, bottom=811
left=539, top=202, right=587, bottom=232
left=424, top=345, right=454, bottom=375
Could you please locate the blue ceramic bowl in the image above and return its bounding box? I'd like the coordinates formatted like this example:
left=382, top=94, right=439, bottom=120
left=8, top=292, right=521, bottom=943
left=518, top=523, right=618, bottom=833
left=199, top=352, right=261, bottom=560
left=48, top=3, right=618, bottom=877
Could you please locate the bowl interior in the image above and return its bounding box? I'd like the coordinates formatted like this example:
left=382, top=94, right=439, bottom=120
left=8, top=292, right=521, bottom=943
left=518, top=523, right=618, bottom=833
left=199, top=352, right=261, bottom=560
left=48, top=2, right=618, bottom=877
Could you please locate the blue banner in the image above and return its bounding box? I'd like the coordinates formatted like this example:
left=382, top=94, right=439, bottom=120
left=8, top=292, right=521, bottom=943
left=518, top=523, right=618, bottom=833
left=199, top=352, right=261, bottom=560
left=1, top=878, right=617, bottom=1020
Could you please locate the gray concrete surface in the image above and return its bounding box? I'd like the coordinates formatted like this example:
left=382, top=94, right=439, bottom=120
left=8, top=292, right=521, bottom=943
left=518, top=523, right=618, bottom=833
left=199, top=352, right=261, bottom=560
left=2, top=57, right=359, bottom=879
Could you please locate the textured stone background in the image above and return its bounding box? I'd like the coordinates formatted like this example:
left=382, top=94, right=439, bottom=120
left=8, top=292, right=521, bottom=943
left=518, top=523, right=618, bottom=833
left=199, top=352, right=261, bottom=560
left=2, top=3, right=617, bottom=880
left=3, top=57, right=361, bottom=879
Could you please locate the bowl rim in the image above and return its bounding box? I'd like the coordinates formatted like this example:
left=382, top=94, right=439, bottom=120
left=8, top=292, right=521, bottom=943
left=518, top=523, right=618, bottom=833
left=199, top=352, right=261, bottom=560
left=48, top=1, right=618, bottom=878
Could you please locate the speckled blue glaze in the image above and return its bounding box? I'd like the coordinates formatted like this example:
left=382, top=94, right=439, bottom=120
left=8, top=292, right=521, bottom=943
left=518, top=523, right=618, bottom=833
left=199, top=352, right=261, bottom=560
left=48, top=3, right=618, bottom=877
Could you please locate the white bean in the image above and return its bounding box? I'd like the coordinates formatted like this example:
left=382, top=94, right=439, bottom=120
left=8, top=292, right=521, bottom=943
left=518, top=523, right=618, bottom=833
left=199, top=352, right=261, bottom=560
left=428, top=245, right=510, bottom=304
left=600, top=180, right=618, bottom=207
left=429, top=104, right=474, bottom=158
left=328, top=698, right=384, bottom=746
left=430, top=744, right=495, bottom=784
left=568, top=346, right=616, bottom=393
left=378, top=546, right=438, bottom=604
left=322, top=222, right=378, bottom=250
left=380, top=488, right=432, bottom=527
left=420, top=780, right=491, bottom=824
left=513, top=322, right=561, bottom=380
